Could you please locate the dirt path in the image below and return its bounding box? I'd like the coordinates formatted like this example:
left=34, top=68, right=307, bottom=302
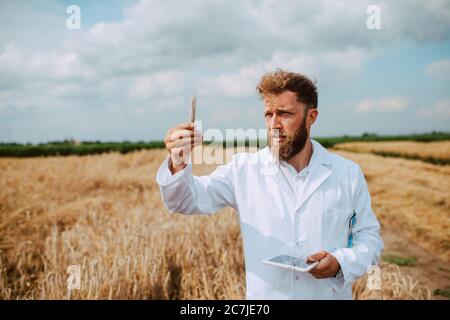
left=381, top=225, right=450, bottom=299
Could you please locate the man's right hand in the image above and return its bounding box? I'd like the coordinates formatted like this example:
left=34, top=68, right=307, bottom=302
left=163, top=122, right=203, bottom=175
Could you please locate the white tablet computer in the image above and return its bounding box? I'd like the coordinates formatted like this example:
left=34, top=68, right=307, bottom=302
left=263, top=254, right=319, bottom=272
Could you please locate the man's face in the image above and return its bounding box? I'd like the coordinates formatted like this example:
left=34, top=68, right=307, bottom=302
left=264, top=90, right=316, bottom=161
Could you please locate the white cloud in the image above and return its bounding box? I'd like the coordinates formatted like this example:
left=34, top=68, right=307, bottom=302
left=1, top=0, right=450, bottom=141
left=199, top=47, right=370, bottom=98
left=356, top=96, right=409, bottom=113
left=132, top=105, right=147, bottom=115
left=426, top=58, right=450, bottom=79
left=435, top=99, right=450, bottom=116
left=0, top=43, right=93, bottom=81
left=0, top=0, right=68, bottom=51
left=129, top=71, right=185, bottom=99
left=418, top=99, right=450, bottom=118
left=151, top=97, right=187, bottom=112
left=381, top=0, right=450, bottom=43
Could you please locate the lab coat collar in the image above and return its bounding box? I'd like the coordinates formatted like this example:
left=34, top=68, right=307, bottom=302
left=260, top=139, right=332, bottom=210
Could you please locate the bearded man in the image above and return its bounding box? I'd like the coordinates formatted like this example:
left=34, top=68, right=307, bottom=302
left=156, top=69, right=383, bottom=300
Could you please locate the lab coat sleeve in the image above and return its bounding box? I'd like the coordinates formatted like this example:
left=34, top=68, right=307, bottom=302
left=329, top=165, right=384, bottom=292
left=155, top=155, right=237, bottom=215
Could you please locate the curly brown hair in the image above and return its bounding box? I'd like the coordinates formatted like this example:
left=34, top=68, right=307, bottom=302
left=256, top=69, right=318, bottom=110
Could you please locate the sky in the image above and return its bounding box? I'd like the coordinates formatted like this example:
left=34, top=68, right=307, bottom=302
left=0, top=0, right=449, bottom=143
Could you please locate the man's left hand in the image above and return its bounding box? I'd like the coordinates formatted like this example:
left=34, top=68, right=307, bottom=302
left=307, top=250, right=341, bottom=279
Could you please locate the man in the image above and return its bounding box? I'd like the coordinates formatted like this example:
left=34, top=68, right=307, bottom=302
left=156, top=69, right=383, bottom=299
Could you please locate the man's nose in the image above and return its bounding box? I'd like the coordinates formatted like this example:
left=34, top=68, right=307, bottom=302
left=269, top=114, right=282, bottom=130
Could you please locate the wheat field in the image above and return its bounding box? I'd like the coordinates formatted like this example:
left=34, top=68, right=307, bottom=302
left=334, top=141, right=450, bottom=163
left=0, top=146, right=441, bottom=300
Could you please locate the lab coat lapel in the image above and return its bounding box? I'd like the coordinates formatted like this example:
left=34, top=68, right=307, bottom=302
left=260, top=148, right=295, bottom=195
left=295, top=140, right=332, bottom=211
left=268, top=168, right=294, bottom=194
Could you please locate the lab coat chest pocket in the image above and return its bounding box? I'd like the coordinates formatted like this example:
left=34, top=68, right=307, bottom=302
left=322, top=207, right=353, bottom=251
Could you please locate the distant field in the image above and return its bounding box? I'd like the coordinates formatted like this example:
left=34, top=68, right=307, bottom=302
left=0, top=141, right=165, bottom=157
left=333, top=141, right=450, bottom=165
left=0, top=145, right=438, bottom=299
left=1, top=131, right=449, bottom=157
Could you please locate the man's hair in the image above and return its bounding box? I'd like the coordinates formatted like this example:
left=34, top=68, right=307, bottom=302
left=256, top=69, right=318, bottom=110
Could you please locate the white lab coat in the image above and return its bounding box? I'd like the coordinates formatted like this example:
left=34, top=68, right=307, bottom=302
left=156, top=139, right=383, bottom=299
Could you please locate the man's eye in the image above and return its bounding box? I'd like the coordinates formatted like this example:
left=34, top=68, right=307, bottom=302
left=265, top=113, right=272, bottom=118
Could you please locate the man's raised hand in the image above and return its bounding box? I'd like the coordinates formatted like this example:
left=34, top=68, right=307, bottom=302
left=163, top=122, right=203, bottom=174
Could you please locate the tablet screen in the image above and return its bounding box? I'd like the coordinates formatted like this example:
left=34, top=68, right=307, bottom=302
left=268, top=255, right=310, bottom=269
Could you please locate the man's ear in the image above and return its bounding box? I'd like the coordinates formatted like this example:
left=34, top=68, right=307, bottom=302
left=307, top=108, right=319, bottom=126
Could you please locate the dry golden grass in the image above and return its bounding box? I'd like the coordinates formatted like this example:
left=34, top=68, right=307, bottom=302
left=0, top=148, right=434, bottom=299
left=334, top=141, right=450, bottom=163
left=0, top=150, right=245, bottom=299
left=353, top=264, right=431, bottom=300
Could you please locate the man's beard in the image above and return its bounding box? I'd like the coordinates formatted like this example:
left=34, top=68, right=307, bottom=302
left=268, top=117, right=308, bottom=162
